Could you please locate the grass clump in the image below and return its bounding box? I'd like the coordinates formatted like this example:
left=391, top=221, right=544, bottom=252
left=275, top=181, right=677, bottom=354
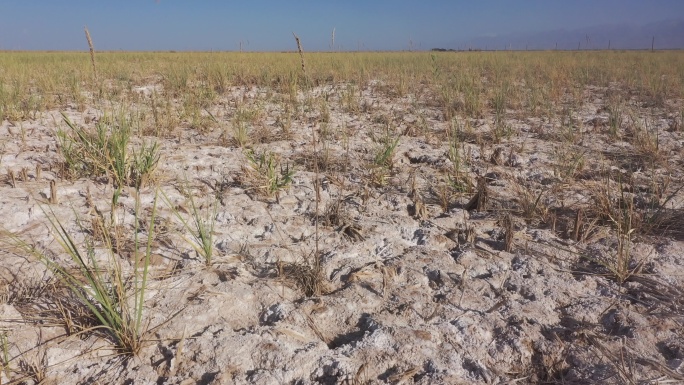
left=373, top=135, right=400, bottom=168
left=5, top=193, right=160, bottom=356
left=445, top=120, right=471, bottom=193
left=278, top=261, right=326, bottom=297
left=58, top=112, right=160, bottom=199
left=162, top=185, right=217, bottom=267
left=369, top=133, right=400, bottom=186
left=242, top=149, right=295, bottom=200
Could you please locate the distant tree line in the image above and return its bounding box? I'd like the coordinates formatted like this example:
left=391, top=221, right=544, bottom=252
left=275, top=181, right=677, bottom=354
left=431, top=48, right=482, bottom=52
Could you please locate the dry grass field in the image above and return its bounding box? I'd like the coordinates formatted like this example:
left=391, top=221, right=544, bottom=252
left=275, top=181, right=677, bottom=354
left=0, top=48, right=683, bottom=384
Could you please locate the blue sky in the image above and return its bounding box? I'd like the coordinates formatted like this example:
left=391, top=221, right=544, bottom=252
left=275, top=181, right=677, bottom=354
left=1, top=0, right=683, bottom=51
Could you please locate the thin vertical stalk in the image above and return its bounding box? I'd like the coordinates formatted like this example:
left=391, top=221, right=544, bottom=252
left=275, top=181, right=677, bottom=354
left=84, top=26, right=97, bottom=81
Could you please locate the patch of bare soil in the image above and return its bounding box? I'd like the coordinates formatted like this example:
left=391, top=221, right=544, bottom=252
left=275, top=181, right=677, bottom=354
left=1, top=80, right=683, bottom=384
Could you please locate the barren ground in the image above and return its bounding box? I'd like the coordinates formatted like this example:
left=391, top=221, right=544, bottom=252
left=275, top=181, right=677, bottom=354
left=1, top=54, right=684, bottom=384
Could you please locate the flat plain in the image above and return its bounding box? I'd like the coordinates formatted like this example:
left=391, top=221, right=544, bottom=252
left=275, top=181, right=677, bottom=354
left=0, top=50, right=683, bottom=384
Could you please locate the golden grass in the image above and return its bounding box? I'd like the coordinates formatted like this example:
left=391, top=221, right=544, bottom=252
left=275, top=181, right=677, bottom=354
left=1, top=50, right=682, bottom=123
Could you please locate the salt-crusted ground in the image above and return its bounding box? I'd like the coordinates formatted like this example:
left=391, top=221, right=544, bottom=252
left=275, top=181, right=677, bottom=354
left=1, top=79, right=683, bottom=384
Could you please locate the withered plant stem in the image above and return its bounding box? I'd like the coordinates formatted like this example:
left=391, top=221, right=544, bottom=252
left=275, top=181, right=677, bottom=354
left=503, top=214, right=514, bottom=252
left=476, top=177, right=488, bottom=212
left=573, top=208, right=583, bottom=242
left=466, top=177, right=488, bottom=212
left=292, top=32, right=307, bottom=84
left=292, top=32, right=319, bottom=276
left=84, top=26, right=97, bottom=81
left=49, top=180, right=58, bottom=204
left=8, top=170, right=15, bottom=188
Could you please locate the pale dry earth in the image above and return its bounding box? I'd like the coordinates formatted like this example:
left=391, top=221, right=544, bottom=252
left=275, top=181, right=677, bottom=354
left=1, top=79, right=683, bottom=384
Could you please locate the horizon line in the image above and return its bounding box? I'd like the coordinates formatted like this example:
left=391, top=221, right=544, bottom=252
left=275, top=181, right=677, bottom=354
left=2, top=48, right=684, bottom=54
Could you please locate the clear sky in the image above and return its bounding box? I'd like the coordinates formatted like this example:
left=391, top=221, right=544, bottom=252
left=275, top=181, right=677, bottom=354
left=1, top=0, right=683, bottom=51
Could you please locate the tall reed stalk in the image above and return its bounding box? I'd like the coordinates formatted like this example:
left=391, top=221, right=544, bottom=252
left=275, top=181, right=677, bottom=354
left=84, top=26, right=97, bottom=81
